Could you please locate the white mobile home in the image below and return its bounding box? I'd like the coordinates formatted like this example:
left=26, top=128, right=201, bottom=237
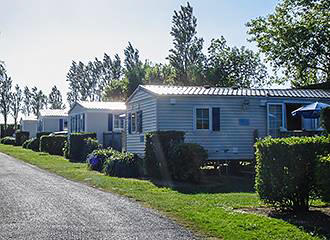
left=38, top=109, right=68, bottom=133
left=126, top=85, right=330, bottom=160
left=20, top=117, right=38, bottom=138
left=68, top=101, right=126, bottom=146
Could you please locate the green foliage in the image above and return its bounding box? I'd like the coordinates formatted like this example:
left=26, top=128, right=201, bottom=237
left=82, top=138, right=101, bottom=162
left=205, top=37, right=270, bottom=88
left=315, top=154, right=330, bottom=203
left=10, top=84, right=23, bottom=128
left=255, top=136, right=330, bottom=212
left=102, top=78, right=128, bottom=101
left=144, top=63, right=176, bottom=85
left=27, top=138, right=39, bottom=151
left=168, top=2, right=205, bottom=85
left=22, top=139, right=32, bottom=149
left=0, top=136, right=16, bottom=145
left=124, top=42, right=146, bottom=96
left=104, top=151, right=143, bottom=178
left=247, top=0, right=330, bottom=86
left=66, top=133, right=98, bottom=162
left=0, top=64, right=13, bottom=128
left=321, top=107, right=330, bottom=132
left=86, top=148, right=118, bottom=172
left=0, top=124, right=16, bottom=138
left=168, top=143, right=207, bottom=183
left=145, top=131, right=185, bottom=179
left=40, top=135, right=67, bottom=156
left=15, top=130, right=29, bottom=146
left=31, top=87, right=48, bottom=117
left=36, top=132, right=52, bottom=139
left=48, top=85, right=65, bottom=109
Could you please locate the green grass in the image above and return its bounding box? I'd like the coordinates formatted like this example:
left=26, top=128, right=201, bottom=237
left=0, top=144, right=322, bottom=240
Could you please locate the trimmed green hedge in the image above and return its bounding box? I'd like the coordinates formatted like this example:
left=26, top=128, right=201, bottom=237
left=255, top=136, right=330, bottom=212
left=104, top=151, right=143, bottom=178
left=168, top=143, right=207, bottom=183
left=316, top=154, right=330, bottom=203
left=40, top=135, right=67, bottom=156
left=66, top=132, right=98, bottom=162
left=27, top=138, right=40, bottom=151
left=15, top=131, right=29, bottom=146
left=0, top=136, right=16, bottom=145
left=22, top=139, right=32, bottom=149
left=321, top=107, right=330, bottom=132
left=145, top=131, right=185, bottom=179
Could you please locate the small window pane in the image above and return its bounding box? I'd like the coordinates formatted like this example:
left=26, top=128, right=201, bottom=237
left=114, top=115, right=120, bottom=129
left=196, top=108, right=210, bottom=129
left=131, top=113, right=136, bottom=132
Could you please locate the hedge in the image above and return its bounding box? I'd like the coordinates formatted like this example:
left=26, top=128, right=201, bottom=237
left=145, top=131, right=185, bottom=179
left=27, top=138, right=40, bottom=151
left=0, top=124, right=16, bottom=138
left=104, top=151, right=143, bottom=178
left=315, top=154, right=330, bottom=203
left=0, top=136, right=16, bottom=145
left=168, top=143, right=207, bottom=183
left=15, top=131, right=29, bottom=146
left=22, top=139, right=32, bottom=149
left=65, top=132, right=98, bottom=162
left=81, top=138, right=101, bottom=163
left=87, top=148, right=118, bottom=172
left=321, top=107, right=330, bottom=132
left=255, top=136, right=330, bottom=212
left=40, top=135, right=67, bottom=156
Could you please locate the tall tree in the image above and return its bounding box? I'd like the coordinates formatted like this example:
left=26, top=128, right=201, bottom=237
left=124, top=42, right=145, bottom=96
left=10, top=84, right=23, bottom=129
left=0, top=64, right=12, bottom=128
left=23, top=86, right=32, bottom=116
left=168, top=2, right=205, bottom=85
left=67, top=61, right=80, bottom=106
left=31, top=87, right=47, bottom=117
left=144, top=62, right=176, bottom=85
left=247, top=0, right=330, bottom=87
left=205, top=37, right=269, bottom=88
left=48, top=85, right=65, bottom=109
left=102, top=78, right=128, bottom=101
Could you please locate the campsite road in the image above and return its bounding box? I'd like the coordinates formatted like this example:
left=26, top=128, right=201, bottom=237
left=0, top=153, right=196, bottom=240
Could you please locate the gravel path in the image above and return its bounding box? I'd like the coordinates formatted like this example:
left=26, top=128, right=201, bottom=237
left=0, top=153, right=197, bottom=240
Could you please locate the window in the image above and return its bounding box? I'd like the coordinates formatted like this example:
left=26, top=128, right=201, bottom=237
left=267, top=103, right=284, bottom=137
left=120, top=118, right=125, bottom=129
left=64, top=120, right=68, bottom=130
left=196, top=108, right=210, bottom=130
left=131, top=113, right=136, bottom=132
left=114, top=115, right=120, bottom=129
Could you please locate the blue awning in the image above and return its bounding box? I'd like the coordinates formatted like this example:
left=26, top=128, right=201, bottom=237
left=291, top=102, right=330, bottom=119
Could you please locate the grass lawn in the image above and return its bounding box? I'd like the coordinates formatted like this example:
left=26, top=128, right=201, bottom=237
left=0, top=144, right=325, bottom=240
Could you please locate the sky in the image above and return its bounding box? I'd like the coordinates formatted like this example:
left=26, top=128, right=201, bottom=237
left=0, top=0, right=280, bottom=123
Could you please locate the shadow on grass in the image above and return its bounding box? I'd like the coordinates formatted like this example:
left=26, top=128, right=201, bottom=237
left=270, top=207, right=330, bottom=239
left=151, top=170, right=255, bottom=194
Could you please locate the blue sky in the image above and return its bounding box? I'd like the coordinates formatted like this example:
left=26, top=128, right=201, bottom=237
left=0, top=0, right=280, bottom=122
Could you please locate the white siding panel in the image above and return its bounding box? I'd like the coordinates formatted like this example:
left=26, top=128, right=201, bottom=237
left=127, top=90, right=157, bottom=156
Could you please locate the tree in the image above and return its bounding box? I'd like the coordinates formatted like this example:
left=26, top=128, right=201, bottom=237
left=0, top=64, right=12, bottom=129
left=167, top=2, right=205, bottom=85
left=247, top=0, right=330, bottom=87
left=67, top=61, right=80, bottom=106
left=31, top=87, right=47, bottom=117
left=48, top=85, right=65, bottom=109
left=23, top=86, right=32, bottom=116
left=144, top=62, right=176, bottom=85
left=204, top=37, right=269, bottom=88
left=102, top=78, right=128, bottom=101
left=10, top=84, right=23, bottom=129
left=124, top=42, right=145, bottom=96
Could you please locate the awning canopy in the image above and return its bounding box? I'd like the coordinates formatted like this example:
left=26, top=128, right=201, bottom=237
left=291, top=102, right=330, bottom=119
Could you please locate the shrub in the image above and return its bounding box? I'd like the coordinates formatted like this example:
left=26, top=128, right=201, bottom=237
left=255, top=136, right=330, bottom=212
left=36, top=132, right=52, bottom=139
left=321, top=107, right=330, bottom=132
left=315, top=154, right=330, bottom=203
left=22, top=139, right=32, bottom=149
left=0, top=136, right=16, bottom=145
left=81, top=138, right=101, bottom=163
left=145, top=131, right=185, bottom=179
left=66, top=133, right=98, bottom=162
left=104, top=151, right=143, bottom=178
left=63, top=141, right=69, bottom=159
left=0, top=124, right=16, bottom=138
left=15, top=130, right=29, bottom=146
left=27, top=138, right=40, bottom=151
left=86, top=148, right=118, bottom=172
left=40, top=135, right=67, bottom=156
left=168, top=143, right=207, bottom=183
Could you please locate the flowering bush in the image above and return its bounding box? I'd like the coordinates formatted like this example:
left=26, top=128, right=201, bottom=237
left=86, top=148, right=118, bottom=172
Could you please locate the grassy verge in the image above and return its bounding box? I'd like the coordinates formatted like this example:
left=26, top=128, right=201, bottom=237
left=0, top=144, right=321, bottom=240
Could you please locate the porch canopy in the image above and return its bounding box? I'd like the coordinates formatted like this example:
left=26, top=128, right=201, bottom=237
left=291, top=102, right=330, bottom=119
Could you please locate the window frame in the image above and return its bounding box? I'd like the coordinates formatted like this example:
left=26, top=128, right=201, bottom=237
left=131, top=112, right=137, bottom=133
left=267, top=103, right=285, bottom=137
left=194, top=106, right=212, bottom=131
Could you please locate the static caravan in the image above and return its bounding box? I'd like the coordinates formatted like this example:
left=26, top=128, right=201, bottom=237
left=68, top=101, right=126, bottom=149
left=38, top=109, right=68, bottom=133
left=126, top=85, right=330, bottom=161
left=20, top=117, right=38, bottom=138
